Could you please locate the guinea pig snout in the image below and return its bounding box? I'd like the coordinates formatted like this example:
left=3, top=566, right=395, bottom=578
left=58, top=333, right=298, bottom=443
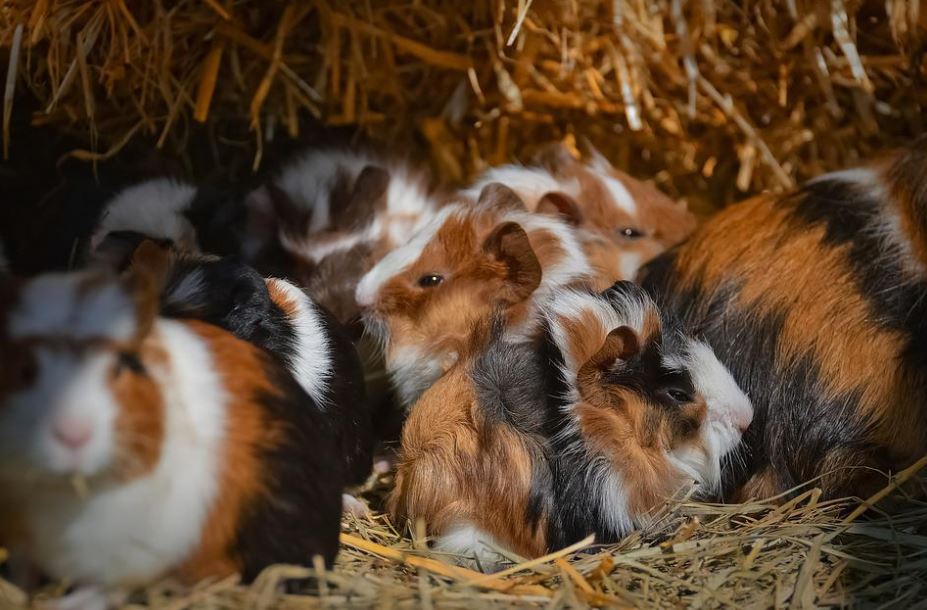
left=51, top=416, right=94, bottom=450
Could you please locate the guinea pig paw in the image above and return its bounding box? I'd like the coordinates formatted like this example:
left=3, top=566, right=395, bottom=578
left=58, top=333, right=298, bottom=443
left=342, top=493, right=370, bottom=518
left=40, top=587, right=125, bottom=610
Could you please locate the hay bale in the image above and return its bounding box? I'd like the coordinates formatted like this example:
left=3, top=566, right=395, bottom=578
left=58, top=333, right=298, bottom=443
left=1, top=0, right=924, bottom=213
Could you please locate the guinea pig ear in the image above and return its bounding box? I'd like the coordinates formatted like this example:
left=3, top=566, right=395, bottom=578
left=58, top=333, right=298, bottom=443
left=128, top=240, right=171, bottom=339
left=482, top=221, right=542, bottom=304
left=330, top=165, right=390, bottom=230
left=478, top=182, right=528, bottom=212
left=581, top=326, right=640, bottom=375
left=536, top=192, right=583, bottom=226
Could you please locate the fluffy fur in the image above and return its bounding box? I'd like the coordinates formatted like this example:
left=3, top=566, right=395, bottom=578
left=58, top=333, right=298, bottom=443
left=640, top=136, right=927, bottom=501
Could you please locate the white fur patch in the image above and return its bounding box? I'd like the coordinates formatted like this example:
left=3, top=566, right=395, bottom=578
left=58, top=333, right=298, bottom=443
left=9, top=272, right=136, bottom=342
left=91, top=178, right=199, bottom=252
left=265, top=278, right=332, bottom=406
left=596, top=173, right=638, bottom=215
left=462, top=165, right=579, bottom=209
left=436, top=523, right=509, bottom=572
left=21, top=319, right=226, bottom=587
left=388, top=345, right=447, bottom=408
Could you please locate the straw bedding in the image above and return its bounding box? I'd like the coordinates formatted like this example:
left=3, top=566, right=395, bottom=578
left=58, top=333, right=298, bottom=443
left=1, top=0, right=926, bottom=607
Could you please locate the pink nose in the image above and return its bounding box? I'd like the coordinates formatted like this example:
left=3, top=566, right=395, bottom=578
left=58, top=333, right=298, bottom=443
left=734, top=412, right=753, bottom=434
left=52, top=418, right=93, bottom=450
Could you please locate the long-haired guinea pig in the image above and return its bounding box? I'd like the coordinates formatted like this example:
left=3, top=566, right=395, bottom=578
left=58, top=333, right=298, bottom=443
left=150, top=245, right=373, bottom=486
left=0, top=258, right=344, bottom=606
left=389, top=281, right=752, bottom=570
left=240, top=149, right=441, bottom=323
left=640, top=136, right=927, bottom=502
left=356, top=183, right=592, bottom=408
left=541, top=281, right=752, bottom=550
left=463, top=143, right=696, bottom=283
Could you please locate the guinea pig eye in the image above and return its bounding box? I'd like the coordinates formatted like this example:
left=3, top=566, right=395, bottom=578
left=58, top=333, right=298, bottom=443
left=115, top=352, right=146, bottom=376
left=664, top=387, right=694, bottom=404
left=618, top=227, right=645, bottom=239
left=417, top=274, right=444, bottom=288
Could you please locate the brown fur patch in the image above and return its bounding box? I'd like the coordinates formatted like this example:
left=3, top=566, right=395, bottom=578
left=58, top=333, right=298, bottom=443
left=669, top=193, right=921, bottom=460
left=174, top=321, right=281, bottom=582
left=111, top=338, right=166, bottom=481
left=390, top=365, right=548, bottom=557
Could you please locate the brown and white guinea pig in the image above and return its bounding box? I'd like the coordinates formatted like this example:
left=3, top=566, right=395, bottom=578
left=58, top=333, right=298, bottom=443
left=640, top=136, right=927, bottom=502
left=389, top=281, right=752, bottom=570
left=0, top=255, right=343, bottom=607
left=355, top=183, right=592, bottom=408
left=243, top=149, right=441, bottom=324
left=463, top=143, right=696, bottom=285
left=150, top=246, right=372, bottom=488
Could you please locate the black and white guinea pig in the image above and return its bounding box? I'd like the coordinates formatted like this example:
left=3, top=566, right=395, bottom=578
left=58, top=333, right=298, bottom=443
left=138, top=244, right=373, bottom=488
left=391, top=281, right=752, bottom=570
left=240, top=148, right=441, bottom=323
left=640, top=136, right=927, bottom=502
left=0, top=258, right=344, bottom=609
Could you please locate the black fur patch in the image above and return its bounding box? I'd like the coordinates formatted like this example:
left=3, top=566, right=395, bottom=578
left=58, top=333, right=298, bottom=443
left=234, top=351, right=344, bottom=580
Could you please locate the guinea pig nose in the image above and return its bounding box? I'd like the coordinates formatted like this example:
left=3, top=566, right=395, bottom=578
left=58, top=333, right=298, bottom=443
left=52, top=417, right=93, bottom=450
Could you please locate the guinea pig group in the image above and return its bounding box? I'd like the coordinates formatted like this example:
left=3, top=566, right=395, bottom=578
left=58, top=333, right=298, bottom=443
left=7, top=129, right=923, bottom=597
left=391, top=282, right=752, bottom=569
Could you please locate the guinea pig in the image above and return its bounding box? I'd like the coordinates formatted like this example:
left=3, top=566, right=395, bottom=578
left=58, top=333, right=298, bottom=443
left=639, top=136, right=927, bottom=502
left=148, top=246, right=373, bottom=488
left=0, top=258, right=344, bottom=607
left=356, top=183, right=592, bottom=408
left=541, top=281, right=752, bottom=549
left=241, top=149, right=441, bottom=324
left=463, top=143, right=696, bottom=281
left=389, top=281, right=752, bottom=571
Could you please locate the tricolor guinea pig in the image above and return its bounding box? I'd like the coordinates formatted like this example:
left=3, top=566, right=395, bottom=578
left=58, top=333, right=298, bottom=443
left=389, top=281, right=752, bottom=571
left=640, top=136, right=927, bottom=501
left=244, top=149, right=441, bottom=324
left=541, top=281, right=752, bottom=550
left=463, top=143, right=695, bottom=285
left=154, top=247, right=373, bottom=487
left=0, top=259, right=343, bottom=607
left=356, top=183, right=592, bottom=408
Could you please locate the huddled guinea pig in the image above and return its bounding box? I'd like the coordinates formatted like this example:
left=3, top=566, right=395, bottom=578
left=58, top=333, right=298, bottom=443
left=356, top=183, right=592, bottom=408
left=390, top=281, right=752, bottom=571
left=242, top=149, right=441, bottom=323
left=464, top=143, right=696, bottom=286
left=542, top=282, right=752, bottom=550
left=0, top=253, right=344, bottom=607
left=640, top=136, right=927, bottom=501
left=146, top=245, right=373, bottom=488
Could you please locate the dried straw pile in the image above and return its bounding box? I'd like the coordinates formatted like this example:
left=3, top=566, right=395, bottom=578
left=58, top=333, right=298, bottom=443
left=1, top=1, right=925, bottom=210
left=3, top=461, right=927, bottom=608
left=1, top=1, right=927, bottom=608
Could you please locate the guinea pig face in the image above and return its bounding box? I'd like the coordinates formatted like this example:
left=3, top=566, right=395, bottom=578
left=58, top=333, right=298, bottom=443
left=0, top=273, right=164, bottom=484
left=356, top=206, right=542, bottom=406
